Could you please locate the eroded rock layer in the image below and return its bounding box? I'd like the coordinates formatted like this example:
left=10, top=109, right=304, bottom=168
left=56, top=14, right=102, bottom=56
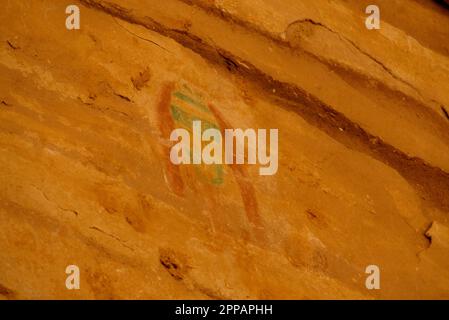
left=1, top=0, right=449, bottom=299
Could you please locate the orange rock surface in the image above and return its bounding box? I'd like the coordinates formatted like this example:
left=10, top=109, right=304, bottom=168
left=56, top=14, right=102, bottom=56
left=0, top=0, right=449, bottom=299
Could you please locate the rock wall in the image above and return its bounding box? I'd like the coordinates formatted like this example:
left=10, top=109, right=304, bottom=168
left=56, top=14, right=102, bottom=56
left=0, top=0, right=449, bottom=299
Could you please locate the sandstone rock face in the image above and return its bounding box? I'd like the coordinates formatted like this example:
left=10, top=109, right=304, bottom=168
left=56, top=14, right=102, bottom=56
left=1, top=0, right=449, bottom=299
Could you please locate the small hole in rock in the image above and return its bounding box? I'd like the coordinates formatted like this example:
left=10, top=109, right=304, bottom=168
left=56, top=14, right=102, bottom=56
left=442, top=106, right=449, bottom=121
